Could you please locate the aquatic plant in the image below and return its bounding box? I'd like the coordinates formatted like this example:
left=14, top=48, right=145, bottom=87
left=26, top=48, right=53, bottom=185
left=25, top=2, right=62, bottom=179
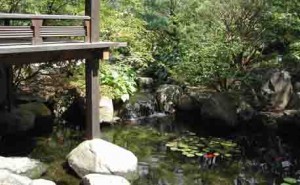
left=281, top=177, right=297, bottom=185
left=166, top=131, right=240, bottom=159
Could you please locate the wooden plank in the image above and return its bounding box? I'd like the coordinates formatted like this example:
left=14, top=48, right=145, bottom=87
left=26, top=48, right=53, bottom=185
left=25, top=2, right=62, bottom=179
left=85, top=0, right=100, bottom=139
left=0, top=26, right=33, bottom=38
left=40, top=26, right=86, bottom=37
left=41, top=33, right=85, bottom=37
left=0, top=48, right=102, bottom=65
left=0, top=34, right=33, bottom=38
left=0, top=26, right=32, bottom=31
left=0, top=42, right=123, bottom=54
left=0, top=13, right=90, bottom=20
left=41, top=26, right=85, bottom=29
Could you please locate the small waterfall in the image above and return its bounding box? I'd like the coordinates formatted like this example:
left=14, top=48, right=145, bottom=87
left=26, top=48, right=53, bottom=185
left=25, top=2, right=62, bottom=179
left=120, top=91, right=158, bottom=122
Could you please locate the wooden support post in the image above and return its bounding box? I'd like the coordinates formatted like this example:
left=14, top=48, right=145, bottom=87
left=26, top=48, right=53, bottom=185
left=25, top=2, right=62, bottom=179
left=85, top=54, right=101, bottom=139
left=31, top=19, right=43, bottom=45
left=85, top=0, right=101, bottom=139
left=3, top=17, right=13, bottom=111
left=5, top=65, right=13, bottom=112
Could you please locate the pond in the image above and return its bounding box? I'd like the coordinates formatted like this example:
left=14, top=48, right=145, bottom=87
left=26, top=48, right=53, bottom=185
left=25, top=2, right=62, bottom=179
left=101, top=114, right=300, bottom=185
left=1, top=113, right=300, bottom=185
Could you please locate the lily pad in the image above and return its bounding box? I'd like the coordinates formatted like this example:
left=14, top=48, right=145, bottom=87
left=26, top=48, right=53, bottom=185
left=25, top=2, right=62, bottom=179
left=170, top=147, right=180, bottom=151
left=166, top=142, right=177, bottom=147
left=224, top=154, right=232, bottom=158
left=195, top=152, right=204, bottom=157
left=283, top=177, right=297, bottom=184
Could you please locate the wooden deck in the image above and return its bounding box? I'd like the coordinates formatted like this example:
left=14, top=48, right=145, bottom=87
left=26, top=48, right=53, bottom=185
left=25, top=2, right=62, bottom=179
left=0, top=0, right=125, bottom=139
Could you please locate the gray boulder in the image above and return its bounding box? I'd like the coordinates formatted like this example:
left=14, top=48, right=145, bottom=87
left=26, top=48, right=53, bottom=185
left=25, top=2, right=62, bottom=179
left=0, top=156, right=47, bottom=179
left=236, top=99, right=256, bottom=122
left=137, top=77, right=154, bottom=89
left=177, top=86, right=213, bottom=111
left=82, top=174, right=130, bottom=185
left=201, top=93, right=237, bottom=127
left=121, top=92, right=156, bottom=120
left=67, top=139, right=138, bottom=180
left=261, top=70, right=293, bottom=110
left=99, top=96, right=114, bottom=123
left=0, top=110, right=35, bottom=135
left=156, top=84, right=183, bottom=113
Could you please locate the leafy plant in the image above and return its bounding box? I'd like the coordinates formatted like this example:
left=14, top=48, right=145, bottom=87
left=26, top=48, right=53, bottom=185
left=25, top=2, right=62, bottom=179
left=101, top=62, right=137, bottom=101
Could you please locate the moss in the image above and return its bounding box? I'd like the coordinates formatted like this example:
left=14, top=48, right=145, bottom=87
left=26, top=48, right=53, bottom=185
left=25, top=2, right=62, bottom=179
left=19, top=102, right=52, bottom=117
left=29, top=127, right=83, bottom=185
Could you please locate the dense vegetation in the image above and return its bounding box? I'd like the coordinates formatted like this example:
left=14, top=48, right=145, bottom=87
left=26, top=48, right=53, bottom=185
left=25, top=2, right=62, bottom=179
left=1, top=1, right=300, bottom=184
left=1, top=0, right=300, bottom=96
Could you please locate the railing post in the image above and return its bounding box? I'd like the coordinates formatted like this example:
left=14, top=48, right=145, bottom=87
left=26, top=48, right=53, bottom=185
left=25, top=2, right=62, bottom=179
left=85, top=0, right=100, bottom=42
left=31, top=19, right=43, bottom=45
left=85, top=0, right=101, bottom=139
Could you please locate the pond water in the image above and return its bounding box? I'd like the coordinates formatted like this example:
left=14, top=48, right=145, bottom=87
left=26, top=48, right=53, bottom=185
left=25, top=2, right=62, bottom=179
left=103, top=113, right=300, bottom=185
left=102, top=114, right=300, bottom=185
left=1, top=113, right=300, bottom=185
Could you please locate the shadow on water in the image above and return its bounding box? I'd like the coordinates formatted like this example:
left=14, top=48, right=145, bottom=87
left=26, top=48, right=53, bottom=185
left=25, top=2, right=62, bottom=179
left=0, top=133, right=36, bottom=157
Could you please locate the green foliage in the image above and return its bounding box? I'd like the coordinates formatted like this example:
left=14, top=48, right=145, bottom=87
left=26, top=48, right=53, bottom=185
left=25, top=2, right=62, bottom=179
left=101, top=62, right=137, bottom=101
left=170, top=0, right=269, bottom=88
left=68, top=62, right=137, bottom=101
left=101, top=0, right=155, bottom=73
left=2, top=0, right=300, bottom=94
left=0, top=0, right=83, bottom=14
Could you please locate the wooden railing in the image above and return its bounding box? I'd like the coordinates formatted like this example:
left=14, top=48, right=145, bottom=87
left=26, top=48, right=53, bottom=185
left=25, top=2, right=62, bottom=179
left=0, top=13, right=91, bottom=45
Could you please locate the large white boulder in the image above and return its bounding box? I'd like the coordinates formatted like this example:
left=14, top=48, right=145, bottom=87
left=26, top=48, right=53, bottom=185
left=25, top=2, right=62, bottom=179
left=0, top=170, right=32, bottom=185
left=67, top=139, right=138, bottom=179
left=0, top=156, right=47, bottom=178
left=81, top=174, right=130, bottom=185
left=30, top=179, right=56, bottom=185
left=0, top=170, right=55, bottom=185
left=99, top=96, right=114, bottom=123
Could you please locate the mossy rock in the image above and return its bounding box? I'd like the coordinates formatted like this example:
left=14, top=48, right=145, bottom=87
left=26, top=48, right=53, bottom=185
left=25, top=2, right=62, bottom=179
left=23, top=162, right=48, bottom=179
left=19, top=102, right=51, bottom=117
